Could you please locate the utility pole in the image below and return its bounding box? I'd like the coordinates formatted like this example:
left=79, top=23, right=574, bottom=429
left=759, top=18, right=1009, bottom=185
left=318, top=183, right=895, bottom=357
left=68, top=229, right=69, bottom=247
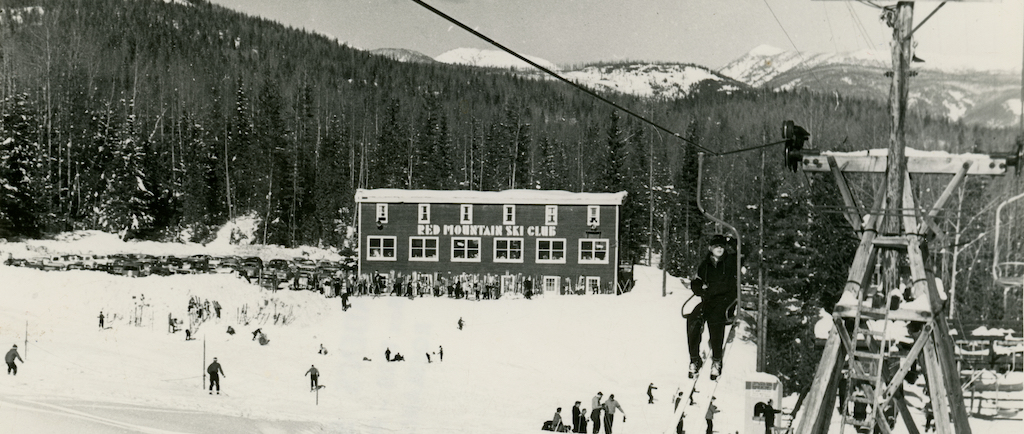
left=882, top=2, right=914, bottom=296
left=757, top=148, right=767, bottom=372
left=662, top=211, right=670, bottom=297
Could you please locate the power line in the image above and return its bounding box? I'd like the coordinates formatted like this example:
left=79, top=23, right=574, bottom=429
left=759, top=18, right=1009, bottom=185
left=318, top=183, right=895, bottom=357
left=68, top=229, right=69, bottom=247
left=410, top=0, right=716, bottom=154
left=761, top=0, right=825, bottom=88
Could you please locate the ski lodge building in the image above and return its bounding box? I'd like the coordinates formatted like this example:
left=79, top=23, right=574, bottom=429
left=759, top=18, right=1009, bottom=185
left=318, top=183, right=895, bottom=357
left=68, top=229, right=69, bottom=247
left=355, top=188, right=628, bottom=296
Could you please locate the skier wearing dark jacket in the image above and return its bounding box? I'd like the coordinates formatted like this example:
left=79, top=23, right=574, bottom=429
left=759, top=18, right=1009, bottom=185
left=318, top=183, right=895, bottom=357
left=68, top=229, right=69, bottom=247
left=687, top=234, right=738, bottom=379
left=207, top=357, right=225, bottom=394
left=6, top=345, right=24, bottom=375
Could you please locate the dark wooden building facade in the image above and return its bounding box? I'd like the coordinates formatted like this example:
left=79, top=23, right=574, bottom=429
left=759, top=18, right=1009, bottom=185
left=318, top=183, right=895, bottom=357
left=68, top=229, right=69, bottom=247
left=355, top=189, right=627, bottom=295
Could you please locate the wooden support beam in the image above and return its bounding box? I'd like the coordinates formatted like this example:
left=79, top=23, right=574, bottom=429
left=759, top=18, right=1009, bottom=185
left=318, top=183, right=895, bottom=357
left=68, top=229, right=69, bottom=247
left=881, top=320, right=935, bottom=405
left=931, top=314, right=973, bottom=434
left=894, top=392, right=922, bottom=434
left=839, top=185, right=887, bottom=303
left=924, top=161, right=971, bottom=239
left=923, top=339, right=954, bottom=434
left=902, top=171, right=919, bottom=235
left=829, top=155, right=863, bottom=230
left=799, top=151, right=1006, bottom=175
left=795, top=328, right=846, bottom=434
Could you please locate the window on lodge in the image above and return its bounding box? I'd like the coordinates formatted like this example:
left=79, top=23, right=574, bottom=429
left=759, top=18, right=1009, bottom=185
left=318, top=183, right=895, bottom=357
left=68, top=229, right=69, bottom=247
left=409, top=237, right=438, bottom=261
left=543, top=276, right=560, bottom=293
left=579, top=239, right=609, bottom=264
left=587, top=205, right=600, bottom=226
left=503, top=204, right=516, bottom=225
left=375, top=204, right=389, bottom=224
left=460, top=204, right=473, bottom=224
left=418, top=204, right=430, bottom=224
left=451, top=237, right=481, bottom=262
left=545, top=205, right=558, bottom=225
left=586, top=276, right=601, bottom=294
left=536, top=238, right=566, bottom=264
left=494, top=238, right=523, bottom=263
left=367, top=236, right=396, bottom=261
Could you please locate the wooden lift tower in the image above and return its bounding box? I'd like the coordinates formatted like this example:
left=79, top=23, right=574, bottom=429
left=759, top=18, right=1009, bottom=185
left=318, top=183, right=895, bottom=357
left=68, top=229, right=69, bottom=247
left=793, top=1, right=1024, bottom=433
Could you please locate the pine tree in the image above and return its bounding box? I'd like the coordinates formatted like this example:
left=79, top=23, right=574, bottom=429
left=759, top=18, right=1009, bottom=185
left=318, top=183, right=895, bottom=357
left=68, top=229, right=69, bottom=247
left=0, top=93, right=43, bottom=238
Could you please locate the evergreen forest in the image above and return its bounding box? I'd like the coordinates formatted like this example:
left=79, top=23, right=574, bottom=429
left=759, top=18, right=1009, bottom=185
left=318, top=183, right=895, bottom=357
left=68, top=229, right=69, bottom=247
left=2, top=0, right=1022, bottom=394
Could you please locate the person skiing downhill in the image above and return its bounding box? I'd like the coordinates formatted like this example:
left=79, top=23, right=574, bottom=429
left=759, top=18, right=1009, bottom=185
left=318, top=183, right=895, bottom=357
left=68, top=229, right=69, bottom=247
left=5, top=344, right=23, bottom=375
left=688, top=234, right=738, bottom=380
left=207, top=357, right=225, bottom=394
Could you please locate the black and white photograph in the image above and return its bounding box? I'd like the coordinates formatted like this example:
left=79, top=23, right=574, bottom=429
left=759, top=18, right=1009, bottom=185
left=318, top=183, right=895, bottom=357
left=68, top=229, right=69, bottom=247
left=1, top=1, right=1022, bottom=433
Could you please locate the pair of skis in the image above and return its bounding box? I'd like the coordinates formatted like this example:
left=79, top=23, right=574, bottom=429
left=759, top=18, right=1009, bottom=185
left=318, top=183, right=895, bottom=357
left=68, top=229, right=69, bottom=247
left=673, top=322, right=738, bottom=434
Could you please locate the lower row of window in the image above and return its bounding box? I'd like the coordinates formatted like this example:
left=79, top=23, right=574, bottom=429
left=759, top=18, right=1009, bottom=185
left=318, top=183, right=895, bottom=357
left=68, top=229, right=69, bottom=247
left=366, top=236, right=609, bottom=264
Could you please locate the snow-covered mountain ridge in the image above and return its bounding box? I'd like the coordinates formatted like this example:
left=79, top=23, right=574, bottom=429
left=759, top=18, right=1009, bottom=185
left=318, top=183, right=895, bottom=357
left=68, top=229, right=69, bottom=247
left=432, top=47, right=746, bottom=99
left=721, top=45, right=1022, bottom=128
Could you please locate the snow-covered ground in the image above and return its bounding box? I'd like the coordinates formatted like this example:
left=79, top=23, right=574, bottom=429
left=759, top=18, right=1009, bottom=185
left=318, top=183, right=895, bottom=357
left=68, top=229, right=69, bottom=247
left=1, top=233, right=1021, bottom=433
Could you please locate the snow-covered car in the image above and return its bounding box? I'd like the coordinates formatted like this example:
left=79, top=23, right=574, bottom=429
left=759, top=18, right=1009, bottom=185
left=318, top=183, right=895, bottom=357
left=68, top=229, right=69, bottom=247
left=214, top=256, right=240, bottom=274
left=82, top=254, right=113, bottom=271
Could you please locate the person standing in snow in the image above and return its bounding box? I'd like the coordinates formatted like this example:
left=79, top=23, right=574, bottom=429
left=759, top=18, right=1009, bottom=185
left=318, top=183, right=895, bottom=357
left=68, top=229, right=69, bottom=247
left=571, top=401, right=582, bottom=432
left=602, top=394, right=625, bottom=434
left=647, top=382, right=658, bottom=404
left=98, top=311, right=105, bottom=329
left=761, top=399, right=782, bottom=434
left=425, top=352, right=431, bottom=363
left=6, top=344, right=24, bottom=375
left=438, top=345, right=443, bottom=361
left=305, top=364, right=320, bottom=391
left=590, top=392, right=603, bottom=434
left=457, top=317, right=464, bottom=330
left=385, top=347, right=391, bottom=362
left=688, top=234, right=738, bottom=380
left=705, top=397, right=719, bottom=434
left=207, top=357, right=225, bottom=394
left=213, top=300, right=221, bottom=318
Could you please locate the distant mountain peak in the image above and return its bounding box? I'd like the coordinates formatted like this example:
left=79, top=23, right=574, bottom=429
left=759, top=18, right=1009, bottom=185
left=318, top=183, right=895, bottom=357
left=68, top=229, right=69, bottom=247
left=435, top=48, right=560, bottom=72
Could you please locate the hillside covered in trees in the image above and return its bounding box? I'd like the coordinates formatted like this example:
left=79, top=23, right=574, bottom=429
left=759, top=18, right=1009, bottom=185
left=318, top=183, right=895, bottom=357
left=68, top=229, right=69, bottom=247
left=2, top=0, right=1021, bottom=393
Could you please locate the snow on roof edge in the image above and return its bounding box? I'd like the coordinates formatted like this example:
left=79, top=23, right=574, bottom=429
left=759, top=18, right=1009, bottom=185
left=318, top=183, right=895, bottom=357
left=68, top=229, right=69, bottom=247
left=355, top=189, right=628, bottom=205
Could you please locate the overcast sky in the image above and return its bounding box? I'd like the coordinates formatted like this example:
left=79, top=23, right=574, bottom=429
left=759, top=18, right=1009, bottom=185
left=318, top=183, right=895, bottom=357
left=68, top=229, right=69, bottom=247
left=208, top=0, right=1023, bottom=70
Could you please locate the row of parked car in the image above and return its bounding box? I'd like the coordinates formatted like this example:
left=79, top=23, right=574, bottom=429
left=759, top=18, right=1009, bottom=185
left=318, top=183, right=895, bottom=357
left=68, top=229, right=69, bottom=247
left=5, top=253, right=357, bottom=289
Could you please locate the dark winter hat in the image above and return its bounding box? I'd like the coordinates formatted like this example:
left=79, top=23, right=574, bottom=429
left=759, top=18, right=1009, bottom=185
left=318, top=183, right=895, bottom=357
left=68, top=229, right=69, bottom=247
left=709, top=234, right=729, bottom=247
left=11, top=344, right=16, bottom=348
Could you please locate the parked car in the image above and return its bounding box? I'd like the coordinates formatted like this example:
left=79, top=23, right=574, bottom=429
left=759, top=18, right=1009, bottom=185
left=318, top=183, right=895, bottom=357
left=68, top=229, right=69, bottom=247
left=109, top=258, right=147, bottom=277
left=82, top=254, right=113, bottom=271
left=183, top=254, right=211, bottom=273
left=239, top=256, right=264, bottom=281
left=264, top=259, right=292, bottom=290
left=214, top=256, right=241, bottom=274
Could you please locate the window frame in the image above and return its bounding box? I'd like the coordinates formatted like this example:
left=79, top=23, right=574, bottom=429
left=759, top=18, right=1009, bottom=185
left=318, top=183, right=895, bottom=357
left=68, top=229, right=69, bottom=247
left=587, top=205, right=600, bottom=226
left=543, top=276, right=560, bottom=293
left=544, top=205, right=558, bottom=225
left=493, top=237, right=525, bottom=263
left=417, top=204, right=431, bottom=224
left=578, top=238, right=610, bottom=264
left=503, top=204, right=516, bottom=225
left=451, top=237, right=482, bottom=263
left=586, top=276, right=601, bottom=294
left=536, top=238, right=567, bottom=264
left=366, top=236, right=397, bottom=261
left=375, top=204, right=389, bottom=224
left=408, top=236, right=439, bottom=262
left=460, top=204, right=474, bottom=224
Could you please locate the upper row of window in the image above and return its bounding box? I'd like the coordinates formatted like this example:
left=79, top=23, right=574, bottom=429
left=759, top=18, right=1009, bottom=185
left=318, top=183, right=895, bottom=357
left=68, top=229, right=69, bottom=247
left=375, top=204, right=600, bottom=226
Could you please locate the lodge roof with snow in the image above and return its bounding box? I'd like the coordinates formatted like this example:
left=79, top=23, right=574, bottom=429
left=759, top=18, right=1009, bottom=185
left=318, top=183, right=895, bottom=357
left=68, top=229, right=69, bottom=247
left=355, top=189, right=627, bottom=206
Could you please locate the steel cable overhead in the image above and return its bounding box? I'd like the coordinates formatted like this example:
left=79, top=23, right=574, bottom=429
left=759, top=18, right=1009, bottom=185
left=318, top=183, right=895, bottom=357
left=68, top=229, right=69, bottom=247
left=411, top=0, right=716, bottom=155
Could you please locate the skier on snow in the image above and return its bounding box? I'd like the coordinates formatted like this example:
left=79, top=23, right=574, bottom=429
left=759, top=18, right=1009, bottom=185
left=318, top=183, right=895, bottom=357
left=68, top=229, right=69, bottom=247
left=207, top=357, right=225, bottom=394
